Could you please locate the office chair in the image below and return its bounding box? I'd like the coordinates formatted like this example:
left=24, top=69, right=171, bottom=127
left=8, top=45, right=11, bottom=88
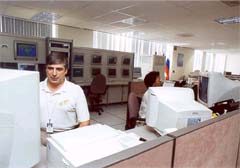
left=125, top=92, right=145, bottom=130
left=88, top=74, right=107, bottom=115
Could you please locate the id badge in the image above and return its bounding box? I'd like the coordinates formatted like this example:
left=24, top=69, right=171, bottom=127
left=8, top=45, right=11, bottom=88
left=46, top=122, right=53, bottom=134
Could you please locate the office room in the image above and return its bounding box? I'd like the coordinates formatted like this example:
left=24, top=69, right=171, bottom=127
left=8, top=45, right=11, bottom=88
left=0, top=1, right=240, bottom=168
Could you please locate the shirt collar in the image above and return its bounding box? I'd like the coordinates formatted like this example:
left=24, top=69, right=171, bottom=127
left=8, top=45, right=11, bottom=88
left=42, top=78, right=67, bottom=93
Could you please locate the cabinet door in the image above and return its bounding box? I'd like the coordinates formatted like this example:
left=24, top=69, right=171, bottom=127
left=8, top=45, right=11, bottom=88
left=107, top=86, right=123, bottom=104
left=122, top=85, right=128, bottom=102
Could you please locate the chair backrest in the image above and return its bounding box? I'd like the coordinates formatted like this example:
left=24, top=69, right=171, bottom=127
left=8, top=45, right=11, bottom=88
left=126, top=92, right=141, bottom=129
left=90, top=74, right=107, bottom=94
left=128, top=92, right=140, bottom=119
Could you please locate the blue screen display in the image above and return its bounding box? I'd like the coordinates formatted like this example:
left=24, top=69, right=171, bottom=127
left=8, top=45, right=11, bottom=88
left=17, top=43, right=37, bottom=58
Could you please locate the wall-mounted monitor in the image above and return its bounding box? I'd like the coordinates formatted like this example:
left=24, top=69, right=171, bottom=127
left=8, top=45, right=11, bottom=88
left=14, top=41, right=38, bottom=60
left=108, top=56, right=117, bottom=65
left=0, top=62, right=18, bottom=69
left=72, top=68, right=83, bottom=78
left=133, top=67, right=142, bottom=79
left=108, top=68, right=116, bottom=78
left=91, top=55, right=102, bottom=64
left=50, top=51, right=69, bottom=57
left=91, top=68, right=101, bottom=77
left=18, top=63, right=38, bottom=71
left=122, top=69, right=130, bottom=77
left=73, top=54, right=84, bottom=65
left=122, top=57, right=131, bottom=65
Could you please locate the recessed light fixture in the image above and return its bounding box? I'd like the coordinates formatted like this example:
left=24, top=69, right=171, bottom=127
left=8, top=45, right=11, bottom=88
left=120, top=17, right=146, bottom=26
left=215, top=16, right=240, bottom=24
left=31, top=11, right=62, bottom=23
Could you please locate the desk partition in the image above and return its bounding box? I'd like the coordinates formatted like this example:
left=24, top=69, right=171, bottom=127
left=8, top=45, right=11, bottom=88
left=168, top=110, right=240, bottom=168
left=79, top=136, right=174, bottom=168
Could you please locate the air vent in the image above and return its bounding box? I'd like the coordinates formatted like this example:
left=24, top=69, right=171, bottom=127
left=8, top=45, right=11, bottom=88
left=221, top=1, right=240, bottom=7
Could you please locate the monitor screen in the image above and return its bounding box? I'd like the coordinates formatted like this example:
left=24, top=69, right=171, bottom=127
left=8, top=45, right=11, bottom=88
left=146, top=87, right=212, bottom=135
left=91, top=68, right=101, bottom=77
left=122, top=57, right=130, bottom=65
left=0, top=63, right=18, bottom=69
left=73, top=54, right=84, bottom=64
left=72, top=68, right=83, bottom=77
left=108, top=56, right=117, bottom=65
left=92, top=55, right=102, bottom=64
left=199, top=76, right=208, bottom=104
left=198, top=72, right=240, bottom=107
left=0, top=69, right=40, bottom=167
left=18, top=63, right=38, bottom=71
left=122, top=69, right=130, bottom=77
left=108, top=68, right=116, bottom=77
left=14, top=41, right=37, bottom=60
left=133, top=67, right=142, bottom=79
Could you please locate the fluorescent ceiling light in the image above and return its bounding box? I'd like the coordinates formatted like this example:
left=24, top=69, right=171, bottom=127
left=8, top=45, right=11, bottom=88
left=215, top=16, right=240, bottom=24
left=31, top=11, right=62, bottom=23
left=120, top=17, right=146, bottom=26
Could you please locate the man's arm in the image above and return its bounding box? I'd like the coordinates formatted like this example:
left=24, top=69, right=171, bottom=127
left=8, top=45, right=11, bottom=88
left=78, top=120, right=90, bottom=127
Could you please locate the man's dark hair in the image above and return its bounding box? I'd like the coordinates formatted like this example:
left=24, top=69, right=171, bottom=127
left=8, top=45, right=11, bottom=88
left=144, top=71, right=160, bottom=88
left=46, top=52, right=68, bottom=69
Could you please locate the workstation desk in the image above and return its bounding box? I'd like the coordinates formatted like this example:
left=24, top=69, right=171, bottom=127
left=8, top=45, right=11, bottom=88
left=35, top=110, right=240, bottom=168
left=74, top=81, right=129, bottom=104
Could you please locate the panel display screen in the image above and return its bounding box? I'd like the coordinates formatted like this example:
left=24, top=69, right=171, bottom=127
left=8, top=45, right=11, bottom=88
left=133, top=67, right=142, bottom=79
left=91, top=68, right=101, bottom=77
left=108, top=68, right=116, bottom=77
left=108, top=56, right=117, bottom=65
left=15, top=41, right=37, bottom=60
left=92, top=55, right=102, bottom=64
left=73, top=54, right=84, bottom=64
left=18, top=64, right=37, bottom=71
left=122, top=69, right=130, bottom=77
left=122, top=57, right=130, bottom=65
left=73, top=68, right=83, bottom=77
left=51, top=51, right=68, bottom=57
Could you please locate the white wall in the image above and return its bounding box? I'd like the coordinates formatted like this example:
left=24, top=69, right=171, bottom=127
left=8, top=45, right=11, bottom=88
left=56, top=25, right=93, bottom=48
left=225, top=53, right=240, bottom=74
left=170, top=46, right=194, bottom=80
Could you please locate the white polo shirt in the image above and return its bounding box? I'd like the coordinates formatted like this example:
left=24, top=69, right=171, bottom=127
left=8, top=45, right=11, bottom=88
left=40, top=78, right=90, bottom=130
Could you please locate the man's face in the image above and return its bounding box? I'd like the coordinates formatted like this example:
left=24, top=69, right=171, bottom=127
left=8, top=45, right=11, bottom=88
left=46, top=64, right=67, bottom=86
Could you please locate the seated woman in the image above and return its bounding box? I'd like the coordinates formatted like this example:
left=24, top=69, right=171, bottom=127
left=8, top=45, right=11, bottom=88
left=139, top=71, right=162, bottom=119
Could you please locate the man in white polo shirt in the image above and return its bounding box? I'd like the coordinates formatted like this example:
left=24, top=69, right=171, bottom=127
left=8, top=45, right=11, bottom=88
left=40, top=53, right=90, bottom=145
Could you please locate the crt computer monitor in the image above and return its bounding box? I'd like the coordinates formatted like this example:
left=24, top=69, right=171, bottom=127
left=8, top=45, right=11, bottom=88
left=0, top=69, right=40, bottom=168
left=146, top=87, right=212, bottom=135
left=198, top=72, right=240, bottom=107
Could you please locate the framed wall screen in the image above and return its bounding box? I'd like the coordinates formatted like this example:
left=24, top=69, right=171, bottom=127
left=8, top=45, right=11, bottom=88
left=14, top=40, right=38, bottom=60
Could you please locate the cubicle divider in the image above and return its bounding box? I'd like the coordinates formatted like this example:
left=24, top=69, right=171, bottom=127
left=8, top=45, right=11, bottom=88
left=238, top=145, right=240, bottom=168
left=168, top=110, right=240, bottom=168
left=77, top=110, right=240, bottom=168
left=79, top=136, right=174, bottom=168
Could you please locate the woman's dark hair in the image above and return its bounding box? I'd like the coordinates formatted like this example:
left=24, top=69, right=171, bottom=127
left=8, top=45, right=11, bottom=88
left=144, top=71, right=160, bottom=88
left=46, top=52, right=68, bottom=69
